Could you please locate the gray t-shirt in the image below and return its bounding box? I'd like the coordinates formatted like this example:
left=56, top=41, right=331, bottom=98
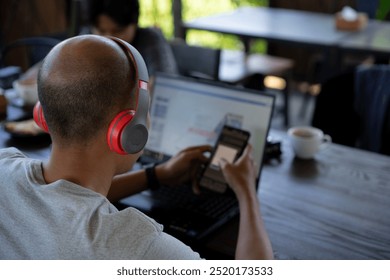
left=0, top=148, right=200, bottom=260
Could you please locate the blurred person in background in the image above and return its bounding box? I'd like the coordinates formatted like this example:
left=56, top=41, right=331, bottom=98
left=89, top=0, right=178, bottom=78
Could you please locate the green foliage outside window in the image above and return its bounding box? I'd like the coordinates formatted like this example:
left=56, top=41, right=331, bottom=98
left=138, top=0, right=268, bottom=52
left=377, top=0, right=390, bottom=20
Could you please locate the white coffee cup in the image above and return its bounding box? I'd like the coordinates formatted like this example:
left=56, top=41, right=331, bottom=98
left=287, top=126, right=332, bottom=159
left=13, top=79, right=38, bottom=106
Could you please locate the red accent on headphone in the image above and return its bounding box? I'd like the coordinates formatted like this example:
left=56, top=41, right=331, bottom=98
left=139, top=80, right=148, bottom=90
left=33, top=102, right=49, bottom=133
left=106, top=110, right=136, bottom=155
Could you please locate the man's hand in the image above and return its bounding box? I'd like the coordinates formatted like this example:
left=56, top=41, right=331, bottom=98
left=220, top=144, right=274, bottom=259
left=220, top=144, right=257, bottom=201
left=155, top=145, right=211, bottom=191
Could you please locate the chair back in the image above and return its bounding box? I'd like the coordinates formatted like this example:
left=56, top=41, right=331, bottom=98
left=1, top=37, right=61, bottom=70
left=354, top=64, right=390, bottom=154
left=311, top=71, right=360, bottom=147
left=170, top=40, right=221, bottom=81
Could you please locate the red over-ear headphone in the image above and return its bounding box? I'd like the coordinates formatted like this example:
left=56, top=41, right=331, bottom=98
left=33, top=36, right=150, bottom=155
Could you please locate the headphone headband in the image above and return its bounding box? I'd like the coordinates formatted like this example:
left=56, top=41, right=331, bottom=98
left=109, top=37, right=149, bottom=84
left=106, top=36, right=150, bottom=154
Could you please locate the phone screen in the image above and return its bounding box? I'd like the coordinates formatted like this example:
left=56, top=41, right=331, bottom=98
left=199, top=126, right=250, bottom=193
left=210, top=144, right=238, bottom=167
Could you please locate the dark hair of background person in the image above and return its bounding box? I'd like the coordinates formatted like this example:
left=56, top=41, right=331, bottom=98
left=89, top=0, right=140, bottom=27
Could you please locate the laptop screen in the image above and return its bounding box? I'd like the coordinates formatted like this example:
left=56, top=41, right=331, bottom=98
left=145, top=73, right=275, bottom=178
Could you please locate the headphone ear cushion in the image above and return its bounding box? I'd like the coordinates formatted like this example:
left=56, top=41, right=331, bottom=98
left=33, top=102, right=49, bottom=133
left=121, top=121, right=148, bottom=154
left=107, top=110, right=136, bottom=155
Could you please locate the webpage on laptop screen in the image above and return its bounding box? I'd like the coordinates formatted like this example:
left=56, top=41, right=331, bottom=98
left=146, top=76, right=274, bottom=173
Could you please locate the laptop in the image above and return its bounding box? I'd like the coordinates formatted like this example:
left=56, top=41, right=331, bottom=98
left=117, top=73, right=275, bottom=241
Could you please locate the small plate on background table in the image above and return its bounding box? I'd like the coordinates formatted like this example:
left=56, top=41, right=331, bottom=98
left=2, top=117, right=49, bottom=140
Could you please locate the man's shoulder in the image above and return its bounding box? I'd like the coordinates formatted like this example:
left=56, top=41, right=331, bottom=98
left=112, top=208, right=201, bottom=259
left=0, top=147, right=26, bottom=161
left=115, top=206, right=163, bottom=234
left=135, top=27, right=166, bottom=44
left=137, top=27, right=163, bottom=37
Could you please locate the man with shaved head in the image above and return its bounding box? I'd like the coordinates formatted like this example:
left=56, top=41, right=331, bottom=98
left=0, top=35, right=273, bottom=260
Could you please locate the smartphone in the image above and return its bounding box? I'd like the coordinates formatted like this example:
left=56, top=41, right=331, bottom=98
left=199, top=125, right=250, bottom=193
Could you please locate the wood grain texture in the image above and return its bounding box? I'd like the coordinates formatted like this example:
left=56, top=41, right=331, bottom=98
left=208, top=130, right=390, bottom=259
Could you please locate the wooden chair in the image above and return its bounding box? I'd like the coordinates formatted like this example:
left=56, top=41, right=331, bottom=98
left=312, top=65, right=390, bottom=155
left=354, top=64, right=390, bottom=155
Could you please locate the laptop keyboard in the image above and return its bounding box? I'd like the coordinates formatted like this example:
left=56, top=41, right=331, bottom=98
left=153, top=185, right=238, bottom=219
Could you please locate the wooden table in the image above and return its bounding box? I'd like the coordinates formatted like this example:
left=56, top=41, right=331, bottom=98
left=0, top=103, right=51, bottom=159
left=204, top=129, right=390, bottom=259
left=184, top=6, right=390, bottom=80
left=184, top=7, right=349, bottom=49
left=339, top=20, right=390, bottom=60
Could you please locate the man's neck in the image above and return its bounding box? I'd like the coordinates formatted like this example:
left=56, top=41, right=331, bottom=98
left=42, top=142, right=116, bottom=197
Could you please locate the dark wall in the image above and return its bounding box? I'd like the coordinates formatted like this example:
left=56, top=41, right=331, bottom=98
left=0, top=0, right=68, bottom=48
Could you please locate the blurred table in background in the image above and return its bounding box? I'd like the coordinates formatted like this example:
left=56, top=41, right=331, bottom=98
left=0, top=92, right=51, bottom=159
left=184, top=6, right=390, bottom=82
left=184, top=7, right=348, bottom=50
left=339, top=20, right=390, bottom=62
left=219, top=49, right=294, bottom=126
